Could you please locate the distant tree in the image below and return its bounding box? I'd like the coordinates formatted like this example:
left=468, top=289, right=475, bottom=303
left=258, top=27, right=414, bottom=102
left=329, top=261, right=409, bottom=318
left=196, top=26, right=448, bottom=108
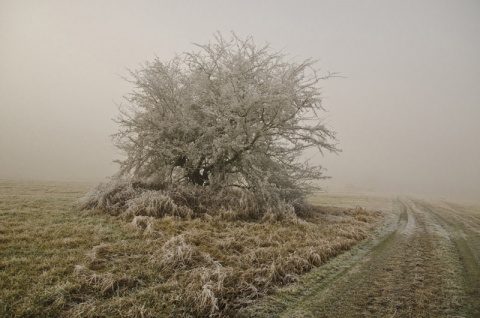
left=81, top=33, right=338, bottom=218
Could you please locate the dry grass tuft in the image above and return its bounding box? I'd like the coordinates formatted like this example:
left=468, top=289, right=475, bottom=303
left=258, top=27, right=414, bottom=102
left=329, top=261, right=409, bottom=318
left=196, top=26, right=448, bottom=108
left=74, top=264, right=141, bottom=295
left=128, top=215, right=153, bottom=231
left=87, top=243, right=118, bottom=262
left=125, top=190, right=194, bottom=219
left=127, top=215, right=161, bottom=237
left=183, top=264, right=232, bottom=316
left=77, top=179, right=140, bottom=214
left=158, top=235, right=203, bottom=271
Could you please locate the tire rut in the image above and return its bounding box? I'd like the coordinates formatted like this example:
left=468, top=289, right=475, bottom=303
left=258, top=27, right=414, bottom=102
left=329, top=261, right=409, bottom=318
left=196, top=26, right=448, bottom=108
left=285, top=199, right=453, bottom=317
left=240, top=197, right=472, bottom=317
left=412, top=199, right=480, bottom=317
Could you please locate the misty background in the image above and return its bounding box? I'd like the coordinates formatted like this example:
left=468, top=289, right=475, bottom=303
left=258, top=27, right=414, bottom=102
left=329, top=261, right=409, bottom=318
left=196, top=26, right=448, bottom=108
left=1, top=0, right=479, bottom=199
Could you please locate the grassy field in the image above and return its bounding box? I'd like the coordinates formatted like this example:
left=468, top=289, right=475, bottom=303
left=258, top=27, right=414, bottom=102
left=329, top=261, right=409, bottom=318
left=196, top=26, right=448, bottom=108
left=0, top=180, right=385, bottom=317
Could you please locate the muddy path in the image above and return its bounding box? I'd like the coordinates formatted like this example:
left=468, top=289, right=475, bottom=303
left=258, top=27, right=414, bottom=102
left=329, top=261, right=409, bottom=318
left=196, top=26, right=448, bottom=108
left=239, top=197, right=480, bottom=317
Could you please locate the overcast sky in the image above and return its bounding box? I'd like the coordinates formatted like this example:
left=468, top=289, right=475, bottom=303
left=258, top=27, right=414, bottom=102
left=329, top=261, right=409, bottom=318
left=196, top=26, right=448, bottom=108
left=1, top=0, right=479, bottom=198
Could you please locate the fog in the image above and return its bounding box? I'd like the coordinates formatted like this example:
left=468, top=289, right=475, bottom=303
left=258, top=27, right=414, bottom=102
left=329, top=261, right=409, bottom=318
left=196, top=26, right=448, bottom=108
left=1, top=0, right=479, bottom=199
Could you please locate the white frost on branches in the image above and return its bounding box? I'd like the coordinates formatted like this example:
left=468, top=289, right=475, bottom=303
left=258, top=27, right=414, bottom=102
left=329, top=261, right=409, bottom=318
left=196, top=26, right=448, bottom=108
left=115, top=33, right=338, bottom=196
left=81, top=33, right=339, bottom=218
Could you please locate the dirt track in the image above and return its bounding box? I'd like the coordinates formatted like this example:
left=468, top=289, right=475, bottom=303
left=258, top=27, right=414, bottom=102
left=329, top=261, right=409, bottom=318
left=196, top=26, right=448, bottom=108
left=240, top=197, right=480, bottom=317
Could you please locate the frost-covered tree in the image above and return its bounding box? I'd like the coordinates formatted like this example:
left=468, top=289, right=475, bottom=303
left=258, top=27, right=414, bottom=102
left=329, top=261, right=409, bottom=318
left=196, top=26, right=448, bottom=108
left=81, top=33, right=338, bottom=218
left=115, top=33, right=338, bottom=198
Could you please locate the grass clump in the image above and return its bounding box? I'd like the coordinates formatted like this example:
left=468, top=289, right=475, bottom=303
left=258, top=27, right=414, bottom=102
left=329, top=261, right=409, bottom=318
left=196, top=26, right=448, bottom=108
left=125, top=190, right=194, bottom=219
left=77, top=178, right=304, bottom=222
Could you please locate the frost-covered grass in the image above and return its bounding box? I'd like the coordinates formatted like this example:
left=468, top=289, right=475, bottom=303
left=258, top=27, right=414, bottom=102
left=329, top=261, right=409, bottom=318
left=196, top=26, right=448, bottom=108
left=0, top=180, right=137, bottom=317
left=77, top=178, right=306, bottom=222
left=0, top=180, right=383, bottom=317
